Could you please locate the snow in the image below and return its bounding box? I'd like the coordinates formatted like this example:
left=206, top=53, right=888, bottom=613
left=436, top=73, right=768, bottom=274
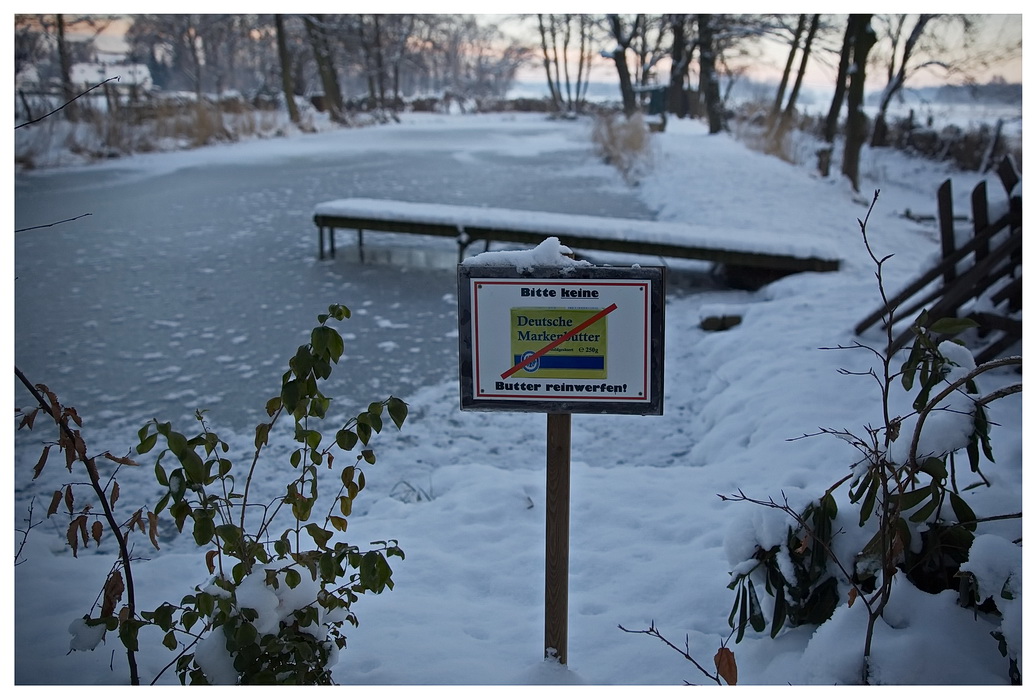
left=11, top=112, right=1023, bottom=688
left=462, top=237, right=588, bottom=271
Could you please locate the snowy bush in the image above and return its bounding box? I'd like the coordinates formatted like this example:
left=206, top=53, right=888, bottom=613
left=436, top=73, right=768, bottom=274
left=720, top=194, right=1022, bottom=684
left=17, top=304, right=409, bottom=685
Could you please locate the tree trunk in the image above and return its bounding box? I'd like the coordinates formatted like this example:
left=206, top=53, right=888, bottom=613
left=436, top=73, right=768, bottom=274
left=537, top=15, right=562, bottom=111
left=608, top=15, right=638, bottom=118
left=771, top=14, right=805, bottom=125
left=56, top=14, right=78, bottom=122
left=823, top=16, right=857, bottom=145
left=574, top=15, right=593, bottom=110
left=842, top=15, right=877, bottom=191
left=818, top=15, right=858, bottom=176
left=773, top=14, right=819, bottom=141
left=274, top=15, right=301, bottom=125
left=303, top=14, right=346, bottom=123
left=667, top=15, right=690, bottom=118
left=697, top=14, right=725, bottom=134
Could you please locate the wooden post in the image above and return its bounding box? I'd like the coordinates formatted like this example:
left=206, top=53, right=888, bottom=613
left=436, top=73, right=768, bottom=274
left=544, top=412, right=571, bottom=664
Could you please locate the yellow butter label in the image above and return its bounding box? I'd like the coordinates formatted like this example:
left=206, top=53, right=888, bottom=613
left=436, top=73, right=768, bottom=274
left=509, top=307, right=607, bottom=379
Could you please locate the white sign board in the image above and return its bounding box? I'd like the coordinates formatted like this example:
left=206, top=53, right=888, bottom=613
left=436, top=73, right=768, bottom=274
left=458, top=266, right=665, bottom=414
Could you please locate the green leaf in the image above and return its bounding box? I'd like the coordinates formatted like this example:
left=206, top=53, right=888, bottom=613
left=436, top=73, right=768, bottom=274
left=215, top=524, right=242, bottom=547
left=949, top=492, right=978, bottom=532
left=857, top=474, right=879, bottom=526
left=254, top=422, right=271, bottom=450
left=894, top=488, right=931, bottom=512
left=118, top=618, right=143, bottom=653
left=928, top=316, right=979, bottom=336
left=235, top=620, right=258, bottom=647
left=363, top=411, right=383, bottom=433
left=311, top=326, right=331, bottom=358
left=918, top=457, right=947, bottom=479
left=162, top=630, right=178, bottom=650
left=281, top=379, right=302, bottom=414
left=265, top=396, right=282, bottom=416
left=169, top=498, right=191, bottom=531
left=305, top=429, right=322, bottom=450
left=362, top=449, right=376, bottom=465
left=192, top=511, right=216, bottom=546
left=305, top=523, right=333, bottom=550
left=284, top=568, right=302, bottom=589
left=909, top=488, right=940, bottom=523
left=327, top=328, right=345, bottom=363
left=747, top=579, right=766, bottom=632
left=356, top=422, right=372, bottom=446
left=336, top=429, right=358, bottom=451
left=770, top=579, right=786, bottom=639
left=735, top=585, right=749, bottom=643
left=387, top=397, right=408, bottom=429
left=274, top=538, right=291, bottom=557
left=182, top=449, right=206, bottom=485
left=310, top=395, right=330, bottom=419
left=136, top=433, right=158, bottom=454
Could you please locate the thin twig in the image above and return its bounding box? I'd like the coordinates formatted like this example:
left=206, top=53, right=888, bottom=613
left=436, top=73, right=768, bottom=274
left=15, top=76, right=120, bottom=129
left=15, top=212, right=93, bottom=233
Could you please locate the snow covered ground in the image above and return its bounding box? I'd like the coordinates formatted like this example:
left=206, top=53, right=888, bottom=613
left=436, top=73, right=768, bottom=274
left=11, top=112, right=1023, bottom=687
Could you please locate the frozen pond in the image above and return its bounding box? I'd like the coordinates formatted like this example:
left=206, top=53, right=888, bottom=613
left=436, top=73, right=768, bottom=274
left=15, top=116, right=669, bottom=437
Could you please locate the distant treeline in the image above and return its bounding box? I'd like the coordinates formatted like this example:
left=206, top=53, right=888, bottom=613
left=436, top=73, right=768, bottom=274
left=894, top=81, right=1022, bottom=105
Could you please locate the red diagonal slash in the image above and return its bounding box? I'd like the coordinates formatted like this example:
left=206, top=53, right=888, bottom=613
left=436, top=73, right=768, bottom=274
left=501, top=303, right=617, bottom=379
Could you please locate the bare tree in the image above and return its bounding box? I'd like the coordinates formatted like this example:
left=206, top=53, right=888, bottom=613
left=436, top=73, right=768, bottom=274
left=302, top=14, right=347, bottom=123
left=696, top=14, right=725, bottom=134
left=770, top=14, right=820, bottom=144
left=870, top=14, right=938, bottom=147
left=769, top=14, right=806, bottom=127
left=275, top=15, right=301, bottom=124
left=536, top=14, right=596, bottom=113
left=606, top=14, right=641, bottom=117
left=665, top=15, right=696, bottom=118
left=842, top=14, right=877, bottom=191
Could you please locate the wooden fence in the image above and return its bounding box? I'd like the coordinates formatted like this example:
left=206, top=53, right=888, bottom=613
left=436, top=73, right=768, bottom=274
left=855, top=156, right=1021, bottom=363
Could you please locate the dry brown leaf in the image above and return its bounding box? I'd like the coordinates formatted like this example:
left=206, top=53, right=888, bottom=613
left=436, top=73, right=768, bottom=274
left=715, top=646, right=738, bottom=685
left=148, top=511, right=161, bottom=550
left=47, top=489, right=63, bottom=517
left=103, top=451, right=139, bottom=467
left=101, top=570, right=125, bottom=618
left=19, top=407, right=39, bottom=430
left=32, top=445, right=51, bottom=479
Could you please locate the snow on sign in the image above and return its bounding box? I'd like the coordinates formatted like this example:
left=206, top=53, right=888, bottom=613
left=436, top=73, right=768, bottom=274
left=458, top=264, right=665, bottom=414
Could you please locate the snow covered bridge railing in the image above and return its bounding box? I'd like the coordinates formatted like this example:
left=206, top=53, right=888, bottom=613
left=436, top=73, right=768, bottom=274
left=312, top=198, right=840, bottom=285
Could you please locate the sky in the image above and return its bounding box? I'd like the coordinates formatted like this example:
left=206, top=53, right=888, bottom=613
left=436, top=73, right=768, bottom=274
left=65, top=10, right=1024, bottom=93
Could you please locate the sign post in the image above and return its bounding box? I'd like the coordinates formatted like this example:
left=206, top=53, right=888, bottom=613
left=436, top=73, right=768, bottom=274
left=544, top=412, right=571, bottom=663
left=458, top=263, right=665, bottom=665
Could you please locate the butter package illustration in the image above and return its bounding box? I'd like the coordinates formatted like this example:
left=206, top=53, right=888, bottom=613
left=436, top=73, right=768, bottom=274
left=509, top=307, right=607, bottom=378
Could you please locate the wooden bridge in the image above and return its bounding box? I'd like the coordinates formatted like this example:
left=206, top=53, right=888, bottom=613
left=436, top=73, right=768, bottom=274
left=312, top=198, right=840, bottom=287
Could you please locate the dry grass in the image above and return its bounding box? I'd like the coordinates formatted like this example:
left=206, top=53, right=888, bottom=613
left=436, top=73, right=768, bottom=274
left=591, top=112, right=653, bottom=183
